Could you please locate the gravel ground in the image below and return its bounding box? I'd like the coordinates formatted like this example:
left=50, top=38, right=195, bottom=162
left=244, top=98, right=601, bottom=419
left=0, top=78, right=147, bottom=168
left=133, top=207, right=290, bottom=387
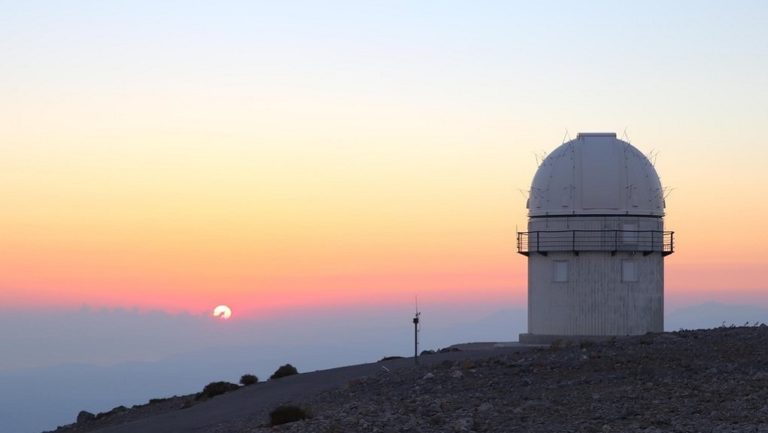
left=50, top=327, right=768, bottom=433
left=257, top=327, right=768, bottom=433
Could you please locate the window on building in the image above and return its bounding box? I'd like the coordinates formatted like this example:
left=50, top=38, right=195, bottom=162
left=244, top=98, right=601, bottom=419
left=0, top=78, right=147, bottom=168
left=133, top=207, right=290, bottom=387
left=553, top=261, right=569, bottom=282
left=622, top=260, right=638, bottom=282
left=621, top=223, right=638, bottom=244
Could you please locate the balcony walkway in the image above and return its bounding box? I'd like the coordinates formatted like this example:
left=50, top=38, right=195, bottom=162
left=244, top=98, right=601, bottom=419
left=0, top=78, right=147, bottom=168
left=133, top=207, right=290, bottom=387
left=517, top=230, right=674, bottom=256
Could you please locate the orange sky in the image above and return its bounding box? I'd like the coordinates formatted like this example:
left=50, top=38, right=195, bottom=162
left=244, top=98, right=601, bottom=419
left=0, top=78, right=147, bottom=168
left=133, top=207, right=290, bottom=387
left=2, top=132, right=767, bottom=315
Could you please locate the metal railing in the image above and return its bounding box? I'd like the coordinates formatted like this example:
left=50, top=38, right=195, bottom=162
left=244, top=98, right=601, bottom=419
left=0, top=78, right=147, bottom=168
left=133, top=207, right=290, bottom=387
left=517, top=230, right=674, bottom=256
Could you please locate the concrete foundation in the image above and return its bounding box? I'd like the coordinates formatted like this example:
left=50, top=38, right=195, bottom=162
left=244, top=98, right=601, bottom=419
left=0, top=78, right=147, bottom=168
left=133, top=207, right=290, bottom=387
left=518, top=333, right=619, bottom=345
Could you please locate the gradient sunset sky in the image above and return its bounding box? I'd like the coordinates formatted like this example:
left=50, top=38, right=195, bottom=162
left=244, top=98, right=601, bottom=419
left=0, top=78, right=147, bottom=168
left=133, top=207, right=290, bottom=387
left=2, top=1, right=767, bottom=317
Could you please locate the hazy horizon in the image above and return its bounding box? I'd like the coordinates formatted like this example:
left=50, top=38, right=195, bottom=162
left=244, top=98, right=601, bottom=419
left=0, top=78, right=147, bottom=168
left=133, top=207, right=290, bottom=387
left=3, top=300, right=768, bottom=433
left=4, top=295, right=767, bottom=373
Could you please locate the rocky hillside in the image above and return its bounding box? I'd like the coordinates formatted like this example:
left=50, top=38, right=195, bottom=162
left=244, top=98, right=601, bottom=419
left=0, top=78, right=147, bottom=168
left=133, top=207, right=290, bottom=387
left=50, top=326, right=768, bottom=433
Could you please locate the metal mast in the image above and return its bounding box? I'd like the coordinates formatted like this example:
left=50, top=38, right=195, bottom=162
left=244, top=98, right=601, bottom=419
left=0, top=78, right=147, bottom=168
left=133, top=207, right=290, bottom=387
left=413, top=310, right=420, bottom=364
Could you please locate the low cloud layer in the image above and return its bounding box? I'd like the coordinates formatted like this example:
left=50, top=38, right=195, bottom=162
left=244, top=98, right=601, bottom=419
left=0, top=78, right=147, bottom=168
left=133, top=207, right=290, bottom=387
left=2, top=301, right=767, bottom=433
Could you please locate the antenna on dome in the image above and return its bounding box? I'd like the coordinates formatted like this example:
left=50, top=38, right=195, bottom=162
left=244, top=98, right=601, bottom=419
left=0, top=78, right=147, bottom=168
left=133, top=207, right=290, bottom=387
left=413, top=296, right=421, bottom=365
left=621, top=127, right=632, bottom=143
left=561, top=128, right=571, bottom=144
left=647, top=149, right=659, bottom=166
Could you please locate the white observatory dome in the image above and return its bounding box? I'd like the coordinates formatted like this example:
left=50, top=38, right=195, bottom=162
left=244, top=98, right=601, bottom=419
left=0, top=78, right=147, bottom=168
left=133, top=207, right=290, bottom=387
left=528, top=132, right=664, bottom=217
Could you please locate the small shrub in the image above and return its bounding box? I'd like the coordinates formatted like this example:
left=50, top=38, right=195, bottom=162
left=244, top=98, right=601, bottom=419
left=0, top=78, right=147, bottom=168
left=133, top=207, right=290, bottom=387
left=148, top=397, right=173, bottom=405
left=420, top=349, right=436, bottom=356
left=579, top=340, right=595, bottom=349
left=76, top=410, right=95, bottom=423
left=269, top=405, right=310, bottom=426
left=240, top=374, right=258, bottom=386
left=196, top=381, right=240, bottom=400
left=95, top=405, right=128, bottom=420
left=270, top=363, right=299, bottom=380
left=379, top=356, right=403, bottom=362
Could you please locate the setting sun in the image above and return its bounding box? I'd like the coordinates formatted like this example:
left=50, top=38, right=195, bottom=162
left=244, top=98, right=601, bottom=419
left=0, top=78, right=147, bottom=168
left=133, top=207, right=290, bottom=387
left=212, top=305, right=232, bottom=320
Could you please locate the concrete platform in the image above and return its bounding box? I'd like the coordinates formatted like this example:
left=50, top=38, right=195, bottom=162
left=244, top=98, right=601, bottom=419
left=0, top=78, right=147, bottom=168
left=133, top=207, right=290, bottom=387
left=519, top=333, right=621, bottom=345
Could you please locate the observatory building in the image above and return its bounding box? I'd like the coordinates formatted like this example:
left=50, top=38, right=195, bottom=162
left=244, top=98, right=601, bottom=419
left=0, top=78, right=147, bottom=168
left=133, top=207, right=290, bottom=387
left=518, top=133, right=674, bottom=343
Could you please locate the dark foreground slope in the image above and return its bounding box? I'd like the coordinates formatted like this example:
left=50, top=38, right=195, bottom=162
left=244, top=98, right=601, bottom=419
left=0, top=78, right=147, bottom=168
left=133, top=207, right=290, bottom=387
left=50, top=327, right=768, bottom=433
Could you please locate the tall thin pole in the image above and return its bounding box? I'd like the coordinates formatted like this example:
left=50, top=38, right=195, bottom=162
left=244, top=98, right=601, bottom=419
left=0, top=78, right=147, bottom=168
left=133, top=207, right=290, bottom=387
left=413, top=296, right=420, bottom=365
left=413, top=311, right=420, bottom=364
